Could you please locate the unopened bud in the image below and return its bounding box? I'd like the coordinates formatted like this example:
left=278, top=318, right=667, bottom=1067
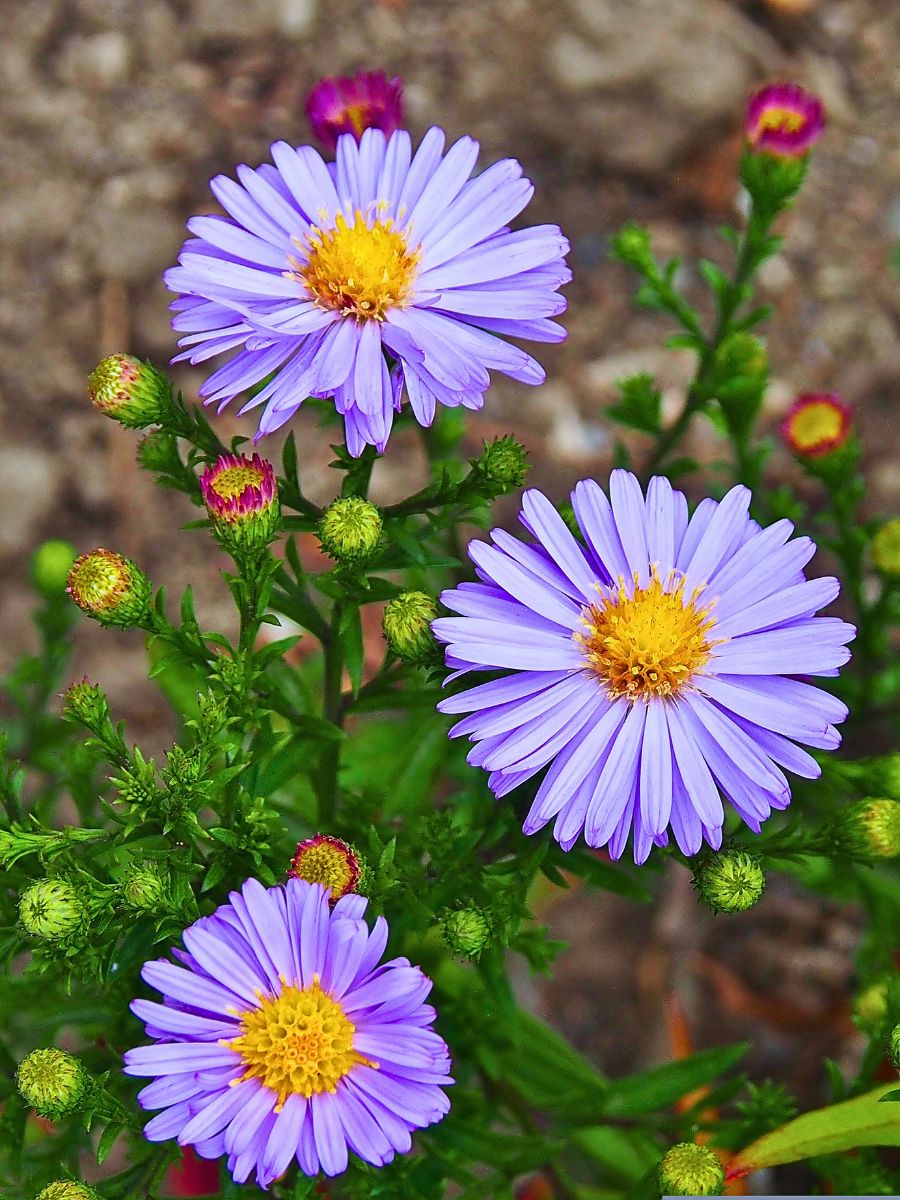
left=836, top=798, right=900, bottom=860
left=200, top=453, right=280, bottom=556
left=62, top=679, right=109, bottom=730
left=854, top=979, right=890, bottom=1034
left=30, top=541, right=77, bottom=599
left=612, top=223, right=654, bottom=272
left=473, top=436, right=529, bottom=497
left=36, top=1183, right=102, bottom=1200
left=693, top=851, right=765, bottom=914
left=88, top=354, right=172, bottom=429
left=441, top=907, right=491, bottom=958
left=319, top=497, right=383, bottom=564
left=121, top=863, right=168, bottom=913
left=872, top=519, right=900, bottom=578
left=16, top=1048, right=89, bottom=1117
left=382, top=591, right=440, bottom=666
left=658, top=1143, right=725, bottom=1197
left=19, top=879, right=84, bottom=940
left=890, top=1022, right=900, bottom=1070
left=289, top=835, right=363, bottom=902
left=66, top=549, right=151, bottom=629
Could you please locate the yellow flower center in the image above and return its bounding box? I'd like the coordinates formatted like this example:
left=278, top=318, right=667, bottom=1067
left=292, top=842, right=356, bottom=899
left=757, top=106, right=805, bottom=135
left=226, top=979, right=374, bottom=1107
left=787, top=400, right=844, bottom=452
left=577, top=572, right=719, bottom=701
left=67, top=551, right=128, bottom=612
left=294, top=209, right=419, bottom=320
left=210, top=463, right=267, bottom=501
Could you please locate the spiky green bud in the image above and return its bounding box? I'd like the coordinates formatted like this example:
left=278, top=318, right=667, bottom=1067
left=30, top=541, right=78, bottom=599
left=19, top=879, right=84, bottom=940
left=612, top=223, right=655, bottom=272
left=693, top=851, right=765, bottom=914
left=382, top=591, right=440, bottom=666
left=88, top=354, right=172, bottom=428
left=319, top=497, right=383, bottom=564
left=441, top=907, right=492, bottom=958
left=472, top=436, right=529, bottom=497
left=872, top=519, right=900, bottom=577
left=66, top=549, right=151, bottom=629
left=890, top=1022, right=900, bottom=1070
left=854, top=978, right=891, bottom=1034
left=658, top=1142, right=724, bottom=1197
left=36, top=1183, right=102, bottom=1200
left=836, top=798, right=900, bottom=860
left=16, top=1049, right=89, bottom=1117
left=120, top=863, right=168, bottom=913
left=62, top=679, right=109, bottom=730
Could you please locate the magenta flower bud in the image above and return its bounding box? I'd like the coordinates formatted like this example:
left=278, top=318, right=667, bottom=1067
left=200, top=453, right=279, bottom=555
left=305, top=69, right=404, bottom=153
left=745, top=82, right=825, bottom=157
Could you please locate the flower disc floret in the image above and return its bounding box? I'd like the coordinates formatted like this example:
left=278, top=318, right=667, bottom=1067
left=746, top=82, right=825, bottom=157
left=781, top=393, right=851, bottom=459
left=658, top=1142, right=724, bottom=1196
left=16, top=1048, right=88, bottom=1117
left=124, top=877, right=451, bottom=1187
left=433, top=470, right=854, bottom=862
left=66, top=549, right=150, bottom=628
left=306, top=70, right=404, bottom=153
left=166, top=127, right=569, bottom=454
left=289, top=835, right=361, bottom=901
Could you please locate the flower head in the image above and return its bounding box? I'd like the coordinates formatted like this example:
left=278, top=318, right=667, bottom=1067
left=383, top=591, right=440, bottom=666
left=16, top=1048, right=89, bottom=1117
left=89, top=354, right=171, bottom=428
left=693, top=851, right=766, bottom=913
left=66, top=549, right=151, bottom=628
left=473, top=435, right=529, bottom=498
left=433, top=471, right=854, bottom=861
left=441, top=908, right=491, bottom=958
left=781, top=392, right=851, bottom=459
left=124, top=878, right=452, bottom=1188
left=121, top=862, right=169, bottom=912
left=746, top=82, right=825, bottom=157
left=19, top=879, right=84, bottom=940
left=166, top=128, right=569, bottom=455
left=837, top=798, right=900, bottom=860
left=36, top=1183, right=101, bottom=1200
left=200, top=453, right=280, bottom=554
left=289, top=835, right=362, bottom=902
left=319, top=497, right=383, bottom=563
left=306, top=70, right=404, bottom=154
left=872, top=518, right=900, bottom=577
left=658, top=1143, right=724, bottom=1196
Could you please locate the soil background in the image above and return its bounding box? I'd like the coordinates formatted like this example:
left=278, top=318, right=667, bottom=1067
left=3, top=0, right=900, bottom=1192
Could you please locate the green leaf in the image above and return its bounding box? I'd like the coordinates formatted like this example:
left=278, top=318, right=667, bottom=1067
left=339, top=605, right=364, bottom=696
left=727, top=1083, right=900, bottom=1178
left=96, top=1120, right=125, bottom=1164
left=601, top=1042, right=748, bottom=1117
left=571, top=1125, right=661, bottom=1183
left=607, top=374, right=663, bottom=435
left=551, top=847, right=652, bottom=902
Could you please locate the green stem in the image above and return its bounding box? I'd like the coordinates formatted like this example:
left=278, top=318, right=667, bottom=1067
left=315, top=602, right=345, bottom=826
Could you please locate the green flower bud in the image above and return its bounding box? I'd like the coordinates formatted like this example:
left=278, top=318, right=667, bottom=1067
left=693, top=851, right=765, bottom=914
left=30, top=541, right=78, bottom=599
left=319, top=497, right=383, bottom=563
left=121, top=863, right=167, bottom=913
left=88, top=354, right=172, bottom=429
left=854, top=978, right=891, bottom=1034
left=62, top=679, right=109, bottom=730
left=836, top=798, right=900, bottom=859
left=19, top=879, right=84, bottom=940
left=66, top=549, right=151, bottom=629
left=658, top=1142, right=724, bottom=1197
left=872, top=519, right=900, bottom=578
left=441, top=907, right=491, bottom=958
left=382, top=591, right=440, bottom=666
left=890, top=1022, right=900, bottom=1070
left=36, top=1183, right=102, bottom=1200
left=612, top=223, right=655, bottom=272
left=16, top=1048, right=88, bottom=1117
left=472, top=436, right=529, bottom=497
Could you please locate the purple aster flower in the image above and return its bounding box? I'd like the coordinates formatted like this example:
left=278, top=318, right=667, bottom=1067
left=306, top=70, right=404, bottom=153
left=166, top=127, right=570, bottom=455
left=745, top=82, right=825, bottom=157
left=124, top=878, right=452, bottom=1188
left=433, top=471, right=855, bottom=863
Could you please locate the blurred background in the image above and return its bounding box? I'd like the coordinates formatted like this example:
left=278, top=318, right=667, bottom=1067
left=2, top=0, right=899, bottom=1182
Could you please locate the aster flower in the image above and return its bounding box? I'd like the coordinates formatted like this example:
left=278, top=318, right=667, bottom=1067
left=306, top=70, right=404, bottom=153
left=124, top=878, right=452, bottom=1188
left=781, top=392, right=851, bottom=459
left=166, top=127, right=570, bottom=455
left=433, top=471, right=854, bottom=861
left=746, top=82, right=825, bottom=157
left=289, top=835, right=362, bottom=901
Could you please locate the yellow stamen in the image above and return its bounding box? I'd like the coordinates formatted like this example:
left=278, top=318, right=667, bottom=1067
left=293, top=209, right=419, bottom=321
left=756, top=106, right=805, bottom=135
left=225, top=978, right=374, bottom=1107
left=210, top=464, right=267, bottom=501
left=787, top=401, right=844, bottom=452
left=576, top=570, right=720, bottom=701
